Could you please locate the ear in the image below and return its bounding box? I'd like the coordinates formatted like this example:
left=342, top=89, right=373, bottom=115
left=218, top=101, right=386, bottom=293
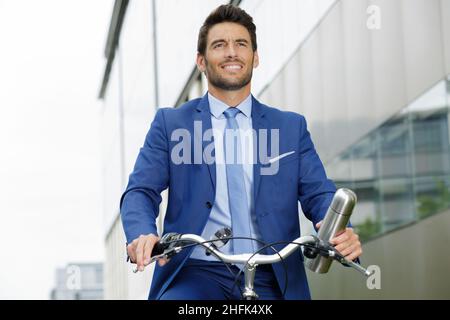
left=253, top=50, right=259, bottom=69
left=196, top=53, right=206, bottom=73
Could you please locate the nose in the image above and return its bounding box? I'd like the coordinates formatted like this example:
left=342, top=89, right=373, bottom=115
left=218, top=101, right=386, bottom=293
left=225, top=43, right=238, bottom=58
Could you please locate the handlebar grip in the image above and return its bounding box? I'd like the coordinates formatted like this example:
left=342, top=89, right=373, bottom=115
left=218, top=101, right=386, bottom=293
left=151, top=241, right=166, bottom=257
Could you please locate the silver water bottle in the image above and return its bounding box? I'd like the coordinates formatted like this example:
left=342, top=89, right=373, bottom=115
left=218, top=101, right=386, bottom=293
left=305, top=188, right=357, bottom=273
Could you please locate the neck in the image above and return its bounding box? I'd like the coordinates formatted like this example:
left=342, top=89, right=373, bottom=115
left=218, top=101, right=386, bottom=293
left=208, top=84, right=251, bottom=107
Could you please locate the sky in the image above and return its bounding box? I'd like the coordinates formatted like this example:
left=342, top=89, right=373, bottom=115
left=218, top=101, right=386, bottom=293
left=0, top=0, right=113, bottom=299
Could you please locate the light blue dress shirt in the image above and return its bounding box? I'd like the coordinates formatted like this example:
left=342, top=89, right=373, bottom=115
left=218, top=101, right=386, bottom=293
left=190, top=92, right=263, bottom=261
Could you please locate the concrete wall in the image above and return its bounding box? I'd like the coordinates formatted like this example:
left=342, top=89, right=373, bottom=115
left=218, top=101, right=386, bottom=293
left=307, top=209, right=450, bottom=299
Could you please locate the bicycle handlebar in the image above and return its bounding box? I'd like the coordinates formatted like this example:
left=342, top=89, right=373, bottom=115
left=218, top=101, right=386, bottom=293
left=147, top=232, right=371, bottom=277
left=136, top=232, right=373, bottom=300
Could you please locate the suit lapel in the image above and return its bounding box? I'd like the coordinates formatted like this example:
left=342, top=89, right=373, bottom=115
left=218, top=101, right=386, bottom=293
left=194, top=94, right=216, bottom=191
left=251, top=96, right=269, bottom=203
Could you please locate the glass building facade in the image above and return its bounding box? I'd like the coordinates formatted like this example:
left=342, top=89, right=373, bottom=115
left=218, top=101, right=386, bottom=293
left=327, top=77, right=450, bottom=241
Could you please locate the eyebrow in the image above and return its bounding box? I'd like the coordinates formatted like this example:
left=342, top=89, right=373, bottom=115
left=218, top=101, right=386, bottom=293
left=209, top=38, right=249, bottom=47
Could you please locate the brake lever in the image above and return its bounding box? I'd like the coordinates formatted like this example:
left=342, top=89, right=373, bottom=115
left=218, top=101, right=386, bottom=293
left=132, top=246, right=186, bottom=273
left=338, top=257, right=372, bottom=277
left=132, top=252, right=168, bottom=273
left=326, top=248, right=372, bottom=277
left=312, top=240, right=372, bottom=277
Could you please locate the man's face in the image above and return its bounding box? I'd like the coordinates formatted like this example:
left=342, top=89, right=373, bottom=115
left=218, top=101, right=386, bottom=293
left=197, top=22, right=259, bottom=91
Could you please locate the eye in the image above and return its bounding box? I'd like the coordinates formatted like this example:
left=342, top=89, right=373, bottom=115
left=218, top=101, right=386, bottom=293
left=213, top=43, right=224, bottom=49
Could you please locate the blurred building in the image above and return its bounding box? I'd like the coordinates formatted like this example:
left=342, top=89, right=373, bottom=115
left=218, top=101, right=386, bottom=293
left=50, top=263, right=103, bottom=300
left=98, top=0, right=450, bottom=299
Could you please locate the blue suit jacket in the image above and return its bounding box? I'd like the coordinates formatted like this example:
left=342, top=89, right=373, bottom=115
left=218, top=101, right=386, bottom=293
left=120, top=93, right=337, bottom=300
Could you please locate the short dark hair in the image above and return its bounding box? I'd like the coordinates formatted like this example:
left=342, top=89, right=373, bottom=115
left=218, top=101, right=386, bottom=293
left=197, top=4, right=257, bottom=55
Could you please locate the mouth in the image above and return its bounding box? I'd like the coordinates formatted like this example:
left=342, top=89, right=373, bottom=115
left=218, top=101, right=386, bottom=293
left=220, top=63, right=243, bottom=72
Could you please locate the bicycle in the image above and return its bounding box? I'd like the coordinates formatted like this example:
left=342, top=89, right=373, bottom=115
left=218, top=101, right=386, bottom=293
left=135, top=230, right=372, bottom=300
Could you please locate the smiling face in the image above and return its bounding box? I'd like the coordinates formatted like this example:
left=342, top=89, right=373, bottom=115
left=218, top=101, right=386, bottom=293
left=197, top=22, right=259, bottom=92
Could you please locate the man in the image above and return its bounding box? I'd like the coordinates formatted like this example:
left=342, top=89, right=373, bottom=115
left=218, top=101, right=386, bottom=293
left=120, top=4, right=362, bottom=300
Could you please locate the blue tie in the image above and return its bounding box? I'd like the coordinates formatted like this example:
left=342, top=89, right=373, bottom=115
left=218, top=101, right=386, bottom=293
left=223, top=107, right=254, bottom=255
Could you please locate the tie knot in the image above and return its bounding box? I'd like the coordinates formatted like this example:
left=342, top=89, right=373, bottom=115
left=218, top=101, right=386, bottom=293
left=223, top=107, right=240, bottom=119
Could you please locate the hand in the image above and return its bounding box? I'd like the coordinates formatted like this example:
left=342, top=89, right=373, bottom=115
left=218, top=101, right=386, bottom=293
left=315, top=221, right=363, bottom=261
left=127, top=234, right=169, bottom=271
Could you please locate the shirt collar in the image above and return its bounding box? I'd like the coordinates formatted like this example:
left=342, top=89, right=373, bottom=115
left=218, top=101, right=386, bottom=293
left=208, top=92, right=252, bottom=119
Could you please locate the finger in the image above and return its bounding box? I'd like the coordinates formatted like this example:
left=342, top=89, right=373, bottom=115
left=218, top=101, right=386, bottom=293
left=334, top=239, right=354, bottom=254
left=333, top=232, right=358, bottom=252
left=339, top=241, right=360, bottom=257
left=332, top=229, right=346, bottom=239
left=143, top=238, right=154, bottom=266
left=330, top=234, right=349, bottom=246
left=128, top=242, right=137, bottom=263
left=136, top=236, right=146, bottom=271
left=315, top=220, right=323, bottom=229
left=346, top=247, right=363, bottom=261
left=330, top=228, right=352, bottom=245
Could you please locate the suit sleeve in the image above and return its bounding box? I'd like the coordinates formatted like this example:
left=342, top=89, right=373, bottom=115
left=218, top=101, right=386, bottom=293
left=119, top=108, right=170, bottom=244
left=297, top=115, right=337, bottom=227
left=296, top=116, right=361, bottom=264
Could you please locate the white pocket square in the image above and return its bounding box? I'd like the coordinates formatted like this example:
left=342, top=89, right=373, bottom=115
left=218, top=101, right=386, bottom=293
left=268, top=151, right=295, bottom=164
